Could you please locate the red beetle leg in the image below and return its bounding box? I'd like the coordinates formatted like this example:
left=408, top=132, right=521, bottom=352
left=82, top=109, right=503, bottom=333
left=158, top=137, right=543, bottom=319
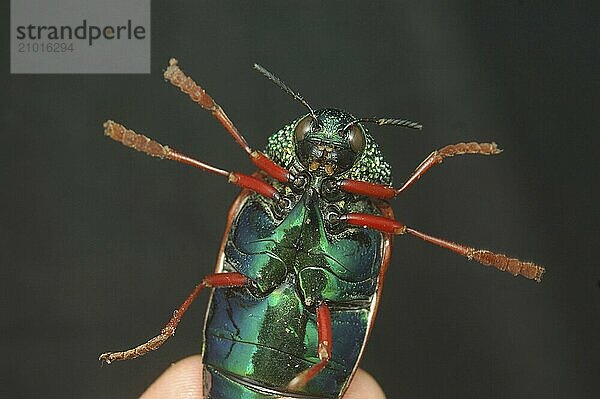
left=342, top=213, right=544, bottom=282
left=164, top=59, right=292, bottom=183
left=287, top=303, right=332, bottom=391
left=339, top=142, right=502, bottom=199
left=99, top=272, right=248, bottom=364
left=104, top=121, right=281, bottom=201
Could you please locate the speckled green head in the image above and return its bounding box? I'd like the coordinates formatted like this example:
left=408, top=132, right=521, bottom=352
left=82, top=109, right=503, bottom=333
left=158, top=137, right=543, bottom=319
left=255, top=64, right=421, bottom=187
left=265, top=109, right=394, bottom=186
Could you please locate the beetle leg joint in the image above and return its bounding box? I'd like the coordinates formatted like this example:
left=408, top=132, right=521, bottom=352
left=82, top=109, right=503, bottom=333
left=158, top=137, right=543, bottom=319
left=318, top=341, right=330, bottom=360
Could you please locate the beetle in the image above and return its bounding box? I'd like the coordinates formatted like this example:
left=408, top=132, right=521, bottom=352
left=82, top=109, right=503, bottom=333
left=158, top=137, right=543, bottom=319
left=100, top=58, right=545, bottom=399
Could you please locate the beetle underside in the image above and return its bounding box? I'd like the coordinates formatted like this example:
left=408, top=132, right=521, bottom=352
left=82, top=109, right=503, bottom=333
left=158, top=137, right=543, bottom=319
left=100, top=58, right=545, bottom=399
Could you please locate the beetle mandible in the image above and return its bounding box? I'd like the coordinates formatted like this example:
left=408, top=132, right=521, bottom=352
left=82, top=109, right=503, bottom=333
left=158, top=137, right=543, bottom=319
left=100, top=58, right=545, bottom=399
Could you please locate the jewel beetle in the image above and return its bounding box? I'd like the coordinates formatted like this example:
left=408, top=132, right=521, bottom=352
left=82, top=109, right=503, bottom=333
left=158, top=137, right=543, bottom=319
left=100, top=58, right=545, bottom=399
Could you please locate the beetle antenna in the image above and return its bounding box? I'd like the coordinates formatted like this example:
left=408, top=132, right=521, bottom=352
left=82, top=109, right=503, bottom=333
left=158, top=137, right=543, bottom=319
left=254, top=64, right=317, bottom=119
left=344, top=117, right=423, bottom=132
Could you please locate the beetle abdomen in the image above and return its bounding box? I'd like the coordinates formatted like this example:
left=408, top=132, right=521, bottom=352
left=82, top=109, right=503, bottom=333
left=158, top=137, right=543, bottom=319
left=202, top=190, right=387, bottom=398
left=203, top=283, right=370, bottom=398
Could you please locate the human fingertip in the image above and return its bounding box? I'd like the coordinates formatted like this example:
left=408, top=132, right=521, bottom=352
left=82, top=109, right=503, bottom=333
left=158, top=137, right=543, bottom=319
left=342, top=368, right=386, bottom=399
left=140, top=355, right=203, bottom=399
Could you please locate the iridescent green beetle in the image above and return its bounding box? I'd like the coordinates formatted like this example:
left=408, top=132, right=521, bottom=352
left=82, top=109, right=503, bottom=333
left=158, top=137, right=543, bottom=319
left=100, top=59, right=545, bottom=398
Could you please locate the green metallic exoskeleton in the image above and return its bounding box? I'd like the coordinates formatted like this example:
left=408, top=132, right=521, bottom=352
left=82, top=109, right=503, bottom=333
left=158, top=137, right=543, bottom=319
left=203, top=108, right=394, bottom=398
left=101, top=59, right=545, bottom=399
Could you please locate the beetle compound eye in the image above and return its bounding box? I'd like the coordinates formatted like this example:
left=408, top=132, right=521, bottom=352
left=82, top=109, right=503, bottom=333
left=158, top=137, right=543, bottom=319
left=347, top=124, right=365, bottom=154
left=294, top=114, right=315, bottom=143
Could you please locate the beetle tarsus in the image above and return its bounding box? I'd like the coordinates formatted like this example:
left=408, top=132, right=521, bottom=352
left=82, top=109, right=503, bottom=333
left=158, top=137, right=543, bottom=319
left=342, top=214, right=545, bottom=282
left=394, top=142, right=502, bottom=195
left=468, top=249, right=545, bottom=282
left=103, top=121, right=282, bottom=199
left=99, top=283, right=205, bottom=364
left=103, top=120, right=170, bottom=159
left=99, top=274, right=248, bottom=364
left=164, top=58, right=252, bottom=154
left=163, top=59, right=295, bottom=184
left=99, top=326, right=175, bottom=364
left=404, top=227, right=546, bottom=282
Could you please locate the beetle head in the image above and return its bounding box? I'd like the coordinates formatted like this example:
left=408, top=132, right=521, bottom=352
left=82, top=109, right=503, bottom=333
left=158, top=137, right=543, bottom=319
left=255, top=63, right=421, bottom=184
left=293, top=108, right=365, bottom=176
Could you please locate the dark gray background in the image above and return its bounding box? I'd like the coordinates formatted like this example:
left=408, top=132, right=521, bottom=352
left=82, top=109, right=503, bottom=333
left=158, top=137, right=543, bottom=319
left=2, top=2, right=598, bottom=398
